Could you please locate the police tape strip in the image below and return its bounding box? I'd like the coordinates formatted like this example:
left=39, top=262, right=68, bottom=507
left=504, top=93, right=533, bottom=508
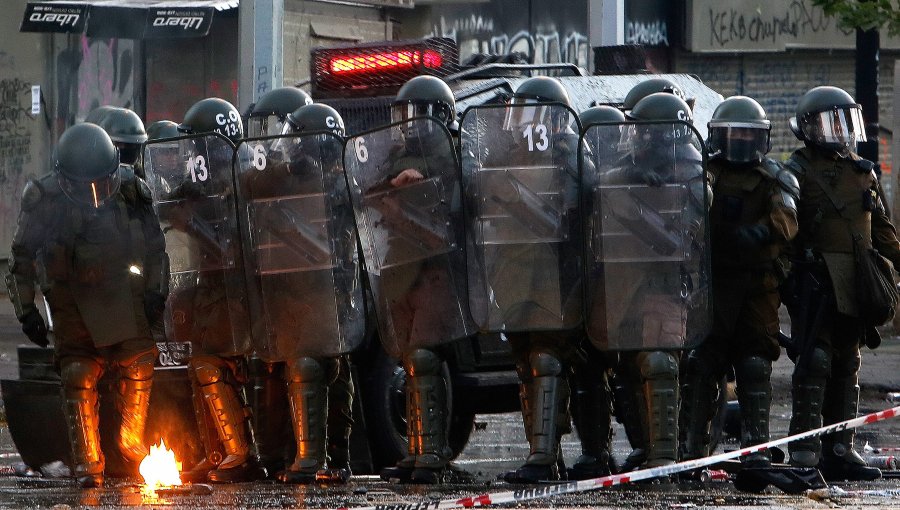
left=338, top=405, right=900, bottom=510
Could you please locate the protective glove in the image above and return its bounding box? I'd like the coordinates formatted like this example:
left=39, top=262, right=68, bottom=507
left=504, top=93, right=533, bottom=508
left=734, top=224, right=770, bottom=247
left=143, top=290, right=167, bottom=327
left=20, top=306, right=49, bottom=348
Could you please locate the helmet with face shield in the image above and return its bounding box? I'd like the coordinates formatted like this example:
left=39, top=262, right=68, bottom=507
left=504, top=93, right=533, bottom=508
left=580, top=105, right=626, bottom=152
left=248, top=87, right=313, bottom=137
left=625, top=92, right=694, bottom=151
left=791, top=86, right=866, bottom=154
left=56, top=123, right=121, bottom=208
left=286, top=103, right=345, bottom=136
left=179, top=97, right=244, bottom=143
left=392, top=75, right=455, bottom=127
left=98, top=107, right=148, bottom=166
left=708, top=96, right=770, bottom=163
left=506, top=76, right=573, bottom=133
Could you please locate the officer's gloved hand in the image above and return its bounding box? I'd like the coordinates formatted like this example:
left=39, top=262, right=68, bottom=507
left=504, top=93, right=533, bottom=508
left=20, top=306, right=49, bottom=348
left=640, top=169, right=664, bottom=187
left=734, top=224, right=770, bottom=247
left=143, top=290, right=167, bottom=326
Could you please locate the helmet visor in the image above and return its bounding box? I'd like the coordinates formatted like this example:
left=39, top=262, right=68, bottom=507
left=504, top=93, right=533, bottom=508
left=391, top=102, right=451, bottom=125
left=248, top=115, right=288, bottom=138
left=803, top=106, right=866, bottom=149
left=708, top=125, right=770, bottom=163
left=503, top=99, right=572, bottom=133
left=59, top=167, right=122, bottom=208
left=621, top=123, right=691, bottom=151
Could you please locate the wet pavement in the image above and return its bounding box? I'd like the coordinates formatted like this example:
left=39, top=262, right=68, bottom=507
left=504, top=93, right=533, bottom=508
left=1, top=296, right=900, bottom=508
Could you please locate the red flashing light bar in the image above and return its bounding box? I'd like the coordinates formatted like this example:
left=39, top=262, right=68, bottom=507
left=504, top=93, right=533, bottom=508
left=330, top=49, right=444, bottom=74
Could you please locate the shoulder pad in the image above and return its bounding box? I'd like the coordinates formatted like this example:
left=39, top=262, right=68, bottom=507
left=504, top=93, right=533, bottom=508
left=119, top=164, right=135, bottom=181
left=783, top=156, right=806, bottom=177
left=21, top=180, right=43, bottom=210
left=137, top=177, right=153, bottom=204
left=776, top=168, right=800, bottom=198
left=755, top=157, right=781, bottom=179
left=676, top=143, right=704, bottom=165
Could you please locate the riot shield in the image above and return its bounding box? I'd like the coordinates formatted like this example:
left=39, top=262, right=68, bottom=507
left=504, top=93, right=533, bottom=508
left=236, top=133, right=364, bottom=361
left=142, top=133, right=251, bottom=356
left=580, top=120, right=711, bottom=351
left=343, top=117, right=473, bottom=358
left=460, top=103, right=583, bottom=332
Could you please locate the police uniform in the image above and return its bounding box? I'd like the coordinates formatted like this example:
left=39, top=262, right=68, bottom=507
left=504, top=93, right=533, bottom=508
left=8, top=166, right=167, bottom=485
left=679, top=156, right=798, bottom=463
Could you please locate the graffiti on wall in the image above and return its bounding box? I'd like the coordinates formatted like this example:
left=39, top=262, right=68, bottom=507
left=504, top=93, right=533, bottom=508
left=56, top=35, right=136, bottom=124
left=428, top=14, right=590, bottom=69
left=625, top=20, right=668, bottom=46
left=0, top=52, right=36, bottom=257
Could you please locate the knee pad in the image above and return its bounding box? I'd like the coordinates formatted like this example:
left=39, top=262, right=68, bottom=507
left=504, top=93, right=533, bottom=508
left=804, top=347, right=832, bottom=379
left=405, top=348, right=441, bottom=377
left=639, top=351, right=678, bottom=381
left=191, top=355, right=229, bottom=386
left=285, top=357, right=324, bottom=384
left=60, top=357, right=103, bottom=390
left=119, top=352, right=156, bottom=381
left=735, top=356, right=772, bottom=383
left=530, top=351, right=563, bottom=378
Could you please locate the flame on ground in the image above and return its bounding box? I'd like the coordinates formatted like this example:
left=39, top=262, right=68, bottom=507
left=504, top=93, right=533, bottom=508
left=139, top=439, right=183, bottom=489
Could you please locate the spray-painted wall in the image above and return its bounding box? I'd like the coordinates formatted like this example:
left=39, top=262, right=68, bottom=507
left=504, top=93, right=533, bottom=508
left=389, top=0, right=590, bottom=70
left=0, top=0, right=52, bottom=261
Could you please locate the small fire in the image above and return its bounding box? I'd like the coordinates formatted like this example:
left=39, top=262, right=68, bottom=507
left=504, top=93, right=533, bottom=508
left=139, top=439, right=183, bottom=489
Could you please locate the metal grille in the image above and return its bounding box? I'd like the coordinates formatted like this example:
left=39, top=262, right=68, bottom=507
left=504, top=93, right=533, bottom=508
left=311, top=38, right=460, bottom=99
left=320, top=96, right=393, bottom=136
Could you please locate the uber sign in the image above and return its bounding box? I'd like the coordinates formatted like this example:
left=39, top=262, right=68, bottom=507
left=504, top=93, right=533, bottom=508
left=145, top=8, right=213, bottom=38
left=20, top=3, right=87, bottom=33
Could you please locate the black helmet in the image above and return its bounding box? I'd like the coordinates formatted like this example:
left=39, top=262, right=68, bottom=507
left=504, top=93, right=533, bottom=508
left=55, top=123, right=121, bottom=208
left=791, top=86, right=866, bottom=153
left=579, top=105, right=626, bottom=127
left=98, top=107, right=147, bottom=165
left=513, top=76, right=571, bottom=106
left=392, top=75, right=455, bottom=126
left=248, top=87, right=313, bottom=137
left=179, top=97, right=243, bottom=143
left=627, top=92, right=694, bottom=148
left=623, top=78, right=686, bottom=111
left=708, top=96, right=770, bottom=163
left=286, top=104, right=345, bottom=136
left=84, top=105, right=119, bottom=124
left=580, top=106, right=626, bottom=152
left=146, top=120, right=180, bottom=141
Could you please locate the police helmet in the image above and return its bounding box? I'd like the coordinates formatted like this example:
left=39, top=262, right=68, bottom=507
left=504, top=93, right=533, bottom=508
left=179, top=97, right=243, bottom=143
left=248, top=87, right=313, bottom=137
left=85, top=105, right=119, bottom=125
left=56, top=123, right=121, bottom=208
left=98, top=107, right=147, bottom=165
left=622, top=78, right=686, bottom=111
left=580, top=106, right=626, bottom=153
left=791, top=86, right=866, bottom=153
left=513, top=76, right=572, bottom=107
left=286, top=104, right=345, bottom=136
left=627, top=92, right=694, bottom=148
left=392, top=75, right=456, bottom=127
left=708, top=96, right=771, bottom=163
left=146, top=120, right=181, bottom=141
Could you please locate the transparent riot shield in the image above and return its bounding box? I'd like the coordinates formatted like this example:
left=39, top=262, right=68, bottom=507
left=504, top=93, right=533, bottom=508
left=460, top=103, right=583, bottom=332
left=142, top=133, right=251, bottom=356
left=343, top=117, right=473, bottom=358
left=236, top=133, right=364, bottom=361
left=580, top=120, right=711, bottom=351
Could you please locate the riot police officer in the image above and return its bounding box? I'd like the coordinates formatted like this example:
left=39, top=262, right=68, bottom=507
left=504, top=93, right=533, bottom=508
left=679, top=96, right=798, bottom=469
left=151, top=97, right=265, bottom=483
left=466, top=76, right=581, bottom=483
left=6, top=123, right=168, bottom=487
left=97, top=107, right=148, bottom=173
left=608, top=92, right=710, bottom=470
left=622, top=77, right=687, bottom=113
left=784, top=86, right=900, bottom=481
left=146, top=120, right=180, bottom=141
left=246, top=86, right=313, bottom=137
left=365, top=75, right=469, bottom=484
left=567, top=105, right=625, bottom=479
left=240, top=103, right=362, bottom=483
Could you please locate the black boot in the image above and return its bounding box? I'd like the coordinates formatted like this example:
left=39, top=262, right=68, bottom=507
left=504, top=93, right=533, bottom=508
left=677, top=349, right=719, bottom=462
left=277, top=358, right=330, bottom=484
left=569, top=355, right=613, bottom=480
left=818, top=375, right=881, bottom=481
left=612, top=358, right=649, bottom=472
left=735, top=356, right=773, bottom=468
left=641, top=351, right=679, bottom=468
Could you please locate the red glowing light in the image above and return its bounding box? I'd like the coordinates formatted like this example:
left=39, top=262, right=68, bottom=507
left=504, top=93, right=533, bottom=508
left=329, top=50, right=443, bottom=74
